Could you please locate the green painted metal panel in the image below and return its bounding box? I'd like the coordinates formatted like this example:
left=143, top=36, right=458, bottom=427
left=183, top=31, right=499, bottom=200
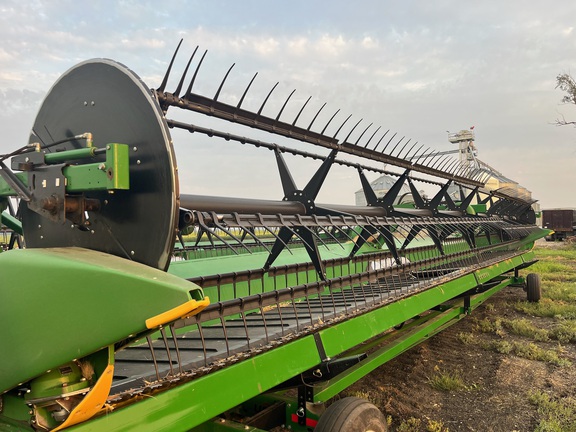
left=314, top=308, right=463, bottom=402
left=0, top=172, right=27, bottom=197
left=67, top=252, right=530, bottom=431
left=0, top=247, right=203, bottom=393
left=63, top=143, right=130, bottom=192
left=318, top=253, right=527, bottom=358
left=313, top=276, right=514, bottom=402
left=68, top=336, right=321, bottom=432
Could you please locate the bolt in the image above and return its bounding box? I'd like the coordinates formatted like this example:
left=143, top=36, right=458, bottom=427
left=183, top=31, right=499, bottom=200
left=137, top=160, right=141, bottom=165
left=91, top=101, right=95, bottom=106
left=84, top=101, right=88, bottom=106
left=133, top=146, right=138, bottom=152
left=104, top=200, right=108, bottom=205
left=25, top=157, right=29, bottom=162
left=91, top=230, right=95, bottom=234
left=106, top=145, right=111, bottom=150
left=40, top=235, right=43, bottom=239
left=28, top=410, right=33, bottom=415
left=98, top=163, right=106, bottom=171
left=130, top=251, right=135, bottom=256
left=38, top=225, right=41, bottom=229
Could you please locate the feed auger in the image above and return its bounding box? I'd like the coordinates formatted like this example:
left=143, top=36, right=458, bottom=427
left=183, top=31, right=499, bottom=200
left=0, top=41, right=548, bottom=432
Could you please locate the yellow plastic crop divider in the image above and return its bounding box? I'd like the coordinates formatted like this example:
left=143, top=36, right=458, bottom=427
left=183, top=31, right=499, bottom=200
left=145, top=297, right=210, bottom=329
left=52, top=352, right=114, bottom=431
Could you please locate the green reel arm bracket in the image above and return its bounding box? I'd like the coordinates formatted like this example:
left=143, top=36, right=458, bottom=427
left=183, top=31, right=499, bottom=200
left=0, top=141, right=130, bottom=227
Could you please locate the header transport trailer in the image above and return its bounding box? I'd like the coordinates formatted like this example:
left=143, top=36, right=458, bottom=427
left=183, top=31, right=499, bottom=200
left=0, top=42, right=548, bottom=432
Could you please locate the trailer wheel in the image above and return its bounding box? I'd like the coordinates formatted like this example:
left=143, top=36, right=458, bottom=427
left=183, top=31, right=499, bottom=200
left=526, top=273, right=541, bottom=303
left=315, top=397, right=388, bottom=432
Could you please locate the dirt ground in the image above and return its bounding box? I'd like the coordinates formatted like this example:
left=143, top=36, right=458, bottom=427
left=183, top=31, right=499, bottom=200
left=344, top=287, right=573, bottom=431
left=341, top=240, right=576, bottom=431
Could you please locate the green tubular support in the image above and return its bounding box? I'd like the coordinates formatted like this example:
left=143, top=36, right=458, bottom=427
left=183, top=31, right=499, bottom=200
left=44, top=147, right=97, bottom=164
left=0, top=211, right=22, bottom=235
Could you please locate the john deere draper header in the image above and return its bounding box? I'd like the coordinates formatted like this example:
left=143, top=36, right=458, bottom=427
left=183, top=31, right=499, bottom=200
left=0, top=41, right=548, bottom=432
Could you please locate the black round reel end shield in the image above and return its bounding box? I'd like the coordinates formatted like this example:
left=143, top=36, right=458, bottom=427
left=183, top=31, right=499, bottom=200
left=21, top=59, right=179, bottom=271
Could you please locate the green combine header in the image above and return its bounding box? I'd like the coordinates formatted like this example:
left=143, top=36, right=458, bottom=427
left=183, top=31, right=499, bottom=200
left=0, top=41, right=548, bottom=432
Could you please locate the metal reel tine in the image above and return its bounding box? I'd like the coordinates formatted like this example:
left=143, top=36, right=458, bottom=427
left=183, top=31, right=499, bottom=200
left=308, top=102, right=327, bottom=131
left=285, top=225, right=314, bottom=251
left=363, top=125, right=381, bottom=148
left=396, top=138, right=412, bottom=158
left=243, top=226, right=271, bottom=253
left=292, top=95, right=312, bottom=127
left=275, top=89, right=296, bottom=122
left=316, top=222, right=345, bottom=250
left=412, top=146, right=430, bottom=164
left=257, top=82, right=279, bottom=116
left=343, top=118, right=363, bottom=143
left=332, top=114, right=353, bottom=140
left=184, top=49, right=208, bottom=99
left=232, top=213, right=271, bottom=253
left=354, top=122, right=373, bottom=146
left=372, top=129, right=389, bottom=151
left=209, top=212, right=250, bottom=254
left=173, top=46, right=198, bottom=97
left=256, top=217, right=293, bottom=255
left=213, top=63, right=236, bottom=102
left=420, top=149, right=438, bottom=166
left=157, top=39, right=183, bottom=93
left=401, top=141, right=420, bottom=160
left=307, top=225, right=331, bottom=250
left=237, top=72, right=258, bottom=110
left=380, top=132, right=397, bottom=154
left=326, top=217, right=356, bottom=242
left=320, top=108, right=340, bottom=135
left=389, top=136, right=406, bottom=157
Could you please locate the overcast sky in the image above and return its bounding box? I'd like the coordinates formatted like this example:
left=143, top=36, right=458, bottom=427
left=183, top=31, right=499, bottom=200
left=1, top=1, right=575, bottom=208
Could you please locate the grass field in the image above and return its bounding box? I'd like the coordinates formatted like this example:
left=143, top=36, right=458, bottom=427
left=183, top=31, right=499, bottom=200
left=341, top=242, right=576, bottom=431
left=455, top=243, right=576, bottom=431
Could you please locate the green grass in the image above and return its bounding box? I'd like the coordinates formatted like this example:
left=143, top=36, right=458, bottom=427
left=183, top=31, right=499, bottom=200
left=529, top=391, right=576, bottom=432
left=549, top=319, right=576, bottom=343
left=481, top=340, right=570, bottom=366
left=515, top=299, right=576, bottom=320
left=530, top=261, right=574, bottom=275
left=502, top=318, right=549, bottom=341
left=427, top=368, right=467, bottom=391
left=543, top=281, right=576, bottom=302
left=458, top=331, right=477, bottom=345
left=473, top=317, right=549, bottom=341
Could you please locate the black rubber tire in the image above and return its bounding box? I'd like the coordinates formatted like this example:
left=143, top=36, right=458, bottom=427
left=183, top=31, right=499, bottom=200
left=315, top=397, right=388, bottom=432
left=526, top=273, right=542, bottom=303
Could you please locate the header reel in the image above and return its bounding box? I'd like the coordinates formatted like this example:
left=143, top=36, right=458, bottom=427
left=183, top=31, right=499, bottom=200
left=0, top=59, right=179, bottom=270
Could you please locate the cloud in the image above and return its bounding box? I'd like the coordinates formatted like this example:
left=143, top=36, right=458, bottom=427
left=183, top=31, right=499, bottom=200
left=0, top=1, right=575, bottom=207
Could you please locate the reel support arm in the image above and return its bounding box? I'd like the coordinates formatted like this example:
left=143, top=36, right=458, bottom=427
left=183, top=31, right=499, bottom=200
left=0, top=142, right=130, bottom=226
